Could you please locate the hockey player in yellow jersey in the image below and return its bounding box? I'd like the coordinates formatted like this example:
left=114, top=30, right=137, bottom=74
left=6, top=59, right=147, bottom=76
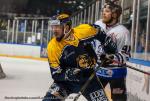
left=42, top=13, right=117, bottom=101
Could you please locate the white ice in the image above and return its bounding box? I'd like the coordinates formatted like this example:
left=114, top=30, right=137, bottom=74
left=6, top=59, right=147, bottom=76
left=0, top=57, right=86, bottom=101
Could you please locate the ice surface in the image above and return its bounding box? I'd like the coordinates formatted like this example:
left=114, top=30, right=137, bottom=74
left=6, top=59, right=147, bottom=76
left=0, top=57, right=86, bottom=101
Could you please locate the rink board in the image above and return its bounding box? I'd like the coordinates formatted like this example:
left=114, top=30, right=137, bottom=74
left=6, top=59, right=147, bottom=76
left=126, top=59, right=150, bottom=101
left=0, top=43, right=41, bottom=58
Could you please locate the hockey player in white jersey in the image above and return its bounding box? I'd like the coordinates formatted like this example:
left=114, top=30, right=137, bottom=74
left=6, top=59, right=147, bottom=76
left=94, top=0, right=131, bottom=101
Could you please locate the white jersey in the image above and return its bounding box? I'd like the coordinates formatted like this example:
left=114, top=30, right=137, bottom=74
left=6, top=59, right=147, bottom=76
left=93, top=19, right=131, bottom=70
left=95, top=19, right=130, bottom=52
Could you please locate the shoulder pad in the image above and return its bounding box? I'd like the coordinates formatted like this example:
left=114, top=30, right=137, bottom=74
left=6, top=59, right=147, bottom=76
left=73, top=24, right=97, bottom=40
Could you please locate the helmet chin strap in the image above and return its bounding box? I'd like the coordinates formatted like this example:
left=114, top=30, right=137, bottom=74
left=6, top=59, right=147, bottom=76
left=63, top=26, right=72, bottom=39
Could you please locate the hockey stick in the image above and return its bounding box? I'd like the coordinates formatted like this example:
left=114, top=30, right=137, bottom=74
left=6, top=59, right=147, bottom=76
left=111, top=59, right=150, bottom=75
left=126, top=64, right=150, bottom=75
left=73, top=73, right=95, bottom=101
left=73, top=71, right=109, bottom=101
left=73, top=63, right=109, bottom=101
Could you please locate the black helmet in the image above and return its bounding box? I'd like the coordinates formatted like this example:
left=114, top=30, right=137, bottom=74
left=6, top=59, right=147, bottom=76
left=50, top=13, right=72, bottom=26
left=103, top=0, right=122, bottom=18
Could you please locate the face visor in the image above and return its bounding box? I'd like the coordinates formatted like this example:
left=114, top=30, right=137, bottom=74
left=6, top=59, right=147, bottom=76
left=49, top=19, right=64, bottom=32
left=49, top=19, right=61, bottom=26
left=49, top=19, right=72, bottom=38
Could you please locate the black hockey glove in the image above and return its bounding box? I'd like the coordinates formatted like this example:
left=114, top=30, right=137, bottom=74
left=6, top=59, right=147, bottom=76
left=65, top=68, right=81, bottom=82
left=100, top=54, right=114, bottom=67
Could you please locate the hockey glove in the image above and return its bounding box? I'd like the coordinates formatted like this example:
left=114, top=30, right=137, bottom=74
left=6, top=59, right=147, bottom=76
left=65, top=68, right=81, bottom=82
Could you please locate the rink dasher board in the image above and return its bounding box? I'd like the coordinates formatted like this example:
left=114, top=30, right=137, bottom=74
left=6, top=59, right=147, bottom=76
left=126, top=62, right=150, bottom=101
left=0, top=43, right=41, bottom=58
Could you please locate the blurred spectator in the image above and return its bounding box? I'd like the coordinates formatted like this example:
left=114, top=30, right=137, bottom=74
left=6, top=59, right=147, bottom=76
left=137, top=33, right=146, bottom=53
left=19, top=21, right=25, bottom=32
left=0, top=19, right=7, bottom=30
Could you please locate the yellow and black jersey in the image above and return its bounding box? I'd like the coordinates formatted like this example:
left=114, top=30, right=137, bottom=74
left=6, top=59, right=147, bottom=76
left=47, top=24, right=117, bottom=82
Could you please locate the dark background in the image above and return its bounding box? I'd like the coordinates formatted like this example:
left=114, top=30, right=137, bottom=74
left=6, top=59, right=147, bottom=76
left=0, top=0, right=93, bottom=16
